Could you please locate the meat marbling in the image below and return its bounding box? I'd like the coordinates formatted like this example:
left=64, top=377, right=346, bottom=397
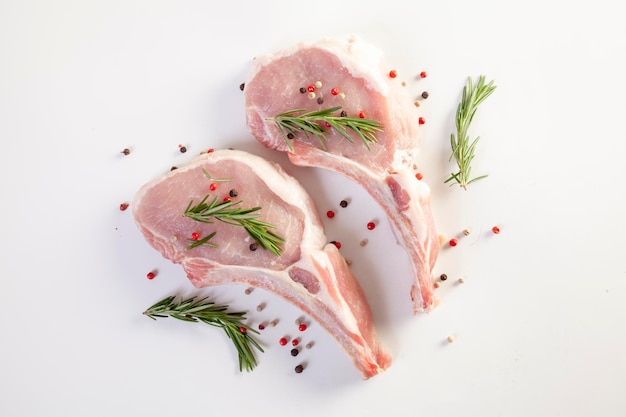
left=132, top=149, right=391, bottom=378
left=244, top=35, right=440, bottom=313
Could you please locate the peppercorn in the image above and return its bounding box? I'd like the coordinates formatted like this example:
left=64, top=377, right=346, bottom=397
left=299, top=87, right=306, bottom=93
left=179, top=146, right=187, bottom=153
left=316, top=96, right=324, bottom=105
left=170, top=166, right=178, bottom=171
left=287, top=132, right=294, bottom=139
left=440, top=273, right=448, bottom=281
left=294, top=364, right=304, bottom=373
left=291, top=348, right=299, bottom=357
left=421, top=91, right=429, bottom=99
left=229, top=189, right=238, bottom=198
left=239, top=83, right=245, bottom=91
left=119, top=203, right=129, bottom=211
left=339, top=199, right=348, bottom=208
left=340, top=110, right=347, bottom=117
left=121, top=148, right=131, bottom=155
left=249, top=243, right=258, bottom=251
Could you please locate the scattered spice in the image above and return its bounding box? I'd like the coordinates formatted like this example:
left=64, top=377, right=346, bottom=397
left=249, top=243, right=258, bottom=251
left=339, top=199, right=348, bottom=208
left=316, top=96, right=324, bottom=105
left=462, top=228, right=471, bottom=236
left=358, top=110, right=366, bottom=119
left=209, top=183, right=217, bottom=191
left=119, top=202, right=129, bottom=211
left=146, top=271, right=156, bottom=280
left=207, top=148, right=214, bottom=153
left=305, top=341, right=314, bottom=349
left=434, top=281, right=440, bottom=289
left=170, top=166, right=178, bottom=171
left=340, top=110, right=347, bottom=117
left=367, top=221, right=376, bottom=230
left=298, top=323, right=307, bottom=332
left=339, top=92, right=345, bottom=100
left=331, top=87, right=339, bottom=95
left=121, top=148, right=131, bottom=155
left=256, top=303, right=265, bottom=312
left=258, top=323, right=266, bottom=330
left=229, top=189, right=238, bottom=198
left=345, top=258, right=352, bottom=266
left=270, top=319, right=279, bottom=327
left=420, top=71, right=428, bottom=78
left=389, top=70, right=397, bottom=78
left=294, top=364, right=304, bottom=374
left=299, top=87, right=306, bottom=94
left=190, top=232, right=200, bottom=241
left=290, top=348, right=300, bottom=357
left=449, top=238, right=458, bottom=247
left=458, top=277, right=465, bottom=284
left=492, top=226, right=501, bottom=234
left=308, top=92, right=316, bottom=99
left=292, top=338, right=300, bottom=347
left=315, top=81, right=322, bottom=89
left=440, top=273, right=448, bottom=281
left=326, top=210, right=335, bottom=219
left=415, top=172, right=424, bottom=180
left=418, top=117, right=426, bottom=125
left=447, top=335, right=456, bottom=343
left=239, top=326, right=247, bottom=334
left=331, top=241, right=341, bottom=249
left=421, top=91, right=429, bottom=99
left=307, top=85, right=315, bottom=92
left=244, top=287, right=253, bottom=295
left=239, top=83, right=245, bottom=91
left=414, top=101, right=421, bottom=107
left=359, top=239, right=368, bottom=247
left=179, top=145, right=187, bottom=153
left=279, top=337, right=288, bottom=346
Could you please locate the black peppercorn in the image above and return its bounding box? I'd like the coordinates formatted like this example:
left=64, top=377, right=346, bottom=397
left=299, top=87, right=306, bottom=94
left=440, top=273, right=448, bottom=281
left=249, top=243, right=258, bottom=251
left=290, top=348, right=299, bottom=357
left=316, top=96, right=323, bottom=105
left=340, top=110, right=347, bottom=117
left=287, top=133, right=294, bottom=139
left=239, top=83, right=245, bottom=91
left=121, top=148, right=131, bottom=155
left=229, top=189, right=238, bottom=198
left=179, top=146, right=187, bottom=153
left=421, top=91, right=429, bottom=99
left=294, top=364, right=304, bottom=374
left=339, top=199, right=348, bottom=208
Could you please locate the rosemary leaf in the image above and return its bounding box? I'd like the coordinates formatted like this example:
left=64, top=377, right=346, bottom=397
left=445, top=75, right=496, bottom=190
left=267, top=106, right=383, bottom=151
left=143, top=295, right=264, bottom=372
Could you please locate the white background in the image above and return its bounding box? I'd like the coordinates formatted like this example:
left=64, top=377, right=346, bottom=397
left=1, top=1, right=625, bottom=416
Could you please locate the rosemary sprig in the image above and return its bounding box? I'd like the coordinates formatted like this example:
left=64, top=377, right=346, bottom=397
left=184, top=194, right=285, bottom=256
left=445, top=75, right=496, bottom=190
left=143, top=295, right=263, bottom=372
left=267, top=106, right=383, bottom=151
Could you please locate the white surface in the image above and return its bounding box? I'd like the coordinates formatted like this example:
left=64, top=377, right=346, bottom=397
left=1, top=1, right=625, bottom=415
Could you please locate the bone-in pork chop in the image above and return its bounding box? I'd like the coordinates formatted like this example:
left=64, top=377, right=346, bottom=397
left=244, top=35, right=439, bottom=313
left=132, top=149, right=391, bottom=378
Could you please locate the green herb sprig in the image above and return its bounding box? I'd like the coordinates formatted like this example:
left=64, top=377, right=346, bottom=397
left=184, top=194, right=285, bottom=256
left=267, top=106, right=383, bottom=151
left=445, top=75, right=496, bottom=190
left=143, top=295, right=263, bottom=372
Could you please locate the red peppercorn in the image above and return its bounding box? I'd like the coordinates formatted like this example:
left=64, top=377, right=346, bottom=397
left=449, top=238, right=458, bottom=247
left=418, top=117, right=425, bottom=125
left=292, top=338, right=300, bottom=346
left=325, top=121, right=331, bottom=128
left=492, top=226, right=501, bottom=234
left=367, top=222, right=376, bottom=230
left=331, top=241, right=341, bottom=249
left=389, top=70, right=397, bottom=78
left=298, top=323, right=307, bottom=331
left=420, top=71, right=428, bottom=78
left=223, top=197, right=231, bottom=202
left=358, top=110, right=366, bottom=119
left=146, top=271, right=156, bottom=280
left=279, top=337, right=288, bottom=346
left=207, top=148, right=214, bottom=153
left=258, top=323, right=266, bottom=330
left=307, top=85, right=315, bottom=92
left=191, top=232, right=199, bottom=241
left=415, top=172, right=424, bottom=180
left=239, top=326, right=247, bottom=334
left=209, top=183, right=217, bottom=191
left=119, top=203, right=129, bottom=211
left=326, top=210, right=335, bottom=218
left=331, top=87, right=339, bottom=95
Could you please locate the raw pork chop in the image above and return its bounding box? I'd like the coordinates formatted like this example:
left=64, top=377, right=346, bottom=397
left=132, top=149, right=391, bottom=378
left=244, top=35, right=439, bottom=313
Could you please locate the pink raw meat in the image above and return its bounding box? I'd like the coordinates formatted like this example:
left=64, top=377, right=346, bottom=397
left=132, top=149, right=391, bottom=378
left=244, top=35, right=439, bottom=313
